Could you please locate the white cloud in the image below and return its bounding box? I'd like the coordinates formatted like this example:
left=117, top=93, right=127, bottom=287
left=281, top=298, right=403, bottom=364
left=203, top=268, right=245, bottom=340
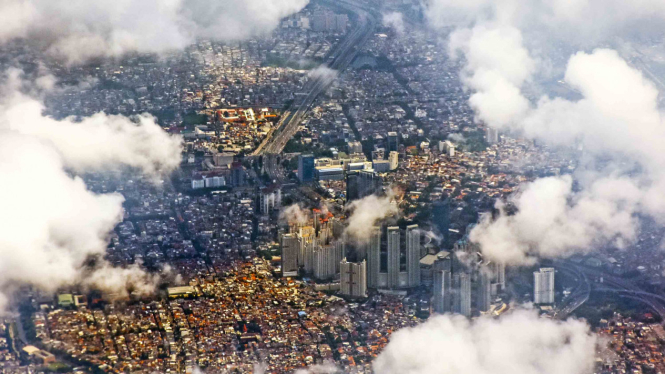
left=308, top=65, right=339, bottom=85
left=383, top=12, right=406, bottom=35
left=0, top=71, right=182, bottom=310
left=0, top=0, right=310, bottom=64
left=1, top=69, right=183, bottom=178
left=373, top=309, right=596, bottom=374
left=449, top=24, right=534, bottom=129
left=425, top=0, right=665, bottom=44
left=345, top=192, right=398, bottom=242
left=280, top=203, right=310, bottom=225
left=468, top=49, right=665, bottom=265
left=471, top=175, right=641, bottom=264
left=293, top=362, right=339, bottom=374
left=521, top=49, right=665, bottom=164
left=426, top=0, right=665, bottom=266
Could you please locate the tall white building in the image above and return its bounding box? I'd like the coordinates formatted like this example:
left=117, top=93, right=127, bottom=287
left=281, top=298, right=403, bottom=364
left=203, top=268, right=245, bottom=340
left=366, top=226, right=382, bottom=288
left=260, top=186, right=282, bottom=215
left=281, top=234, right=299, bottom=277
left=406, top=225, right=421, bottom=288
left=534, top=268, right=555, bottom=305
left=387, top=226, right=401, bottom=288
left=389, top=151, right=399, bottom=171
left=433, top=255, right=452, bottom=314
left=340, top=259, right=367, bottom=298
left=477, top=269, right=492, bottom=313
left=454, top=272, right=472, bottom=317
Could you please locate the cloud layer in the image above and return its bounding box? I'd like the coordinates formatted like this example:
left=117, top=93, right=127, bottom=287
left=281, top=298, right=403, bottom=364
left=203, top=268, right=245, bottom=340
left=345, top=193, right=398, bottom=242
left=373, top=309, right=596, bottom=374
left=0, top=0, right=309, bottom=63
left=425, top=0, right=665, bottom=264
left=468, top=49, right=665, bottom=264
left=2, top=72, right=183, bottom=177
left=0, top=71, right=182, bottom=310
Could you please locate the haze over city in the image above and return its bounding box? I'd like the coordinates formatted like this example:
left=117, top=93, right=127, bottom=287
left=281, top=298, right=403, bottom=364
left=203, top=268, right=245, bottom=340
left=1, top=0, right=665, bottom=373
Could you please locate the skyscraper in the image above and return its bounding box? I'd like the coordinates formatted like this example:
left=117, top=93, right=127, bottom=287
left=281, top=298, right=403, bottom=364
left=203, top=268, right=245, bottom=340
left=389, top=151, right=399, bottom=170
left=298, top=154, right=315, bottom=183
left=454, top=272, right=472, bottom=317
left=534, top=268, right=555, bottom=305
left=340, top=259, right=367, bottom=298
left=366, top=226, right=382, bottom=288
left=346, top=169, right=382, bottom=202
left=477, top=269, right=492, bottom=313
left=432, top=254, right=452, bottom=314
left=406, top=225, right=421, bottom=288
left=260, top=185, right=282, bottom=216
left=313, top=245, right=340, bottom=280
left=281, top=234, right=299, bottom=277
left=387, top=226, right=401, bottom=288
left=387, top=132, right=399, bottom=153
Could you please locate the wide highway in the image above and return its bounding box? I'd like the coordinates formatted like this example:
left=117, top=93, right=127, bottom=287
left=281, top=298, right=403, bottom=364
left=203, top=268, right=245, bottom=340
left=259, top=0, right=379, bottom=160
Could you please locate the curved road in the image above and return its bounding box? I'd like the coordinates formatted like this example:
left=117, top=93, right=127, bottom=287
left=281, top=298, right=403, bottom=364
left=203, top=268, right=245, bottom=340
left=554, top=260, right=665, bottom=321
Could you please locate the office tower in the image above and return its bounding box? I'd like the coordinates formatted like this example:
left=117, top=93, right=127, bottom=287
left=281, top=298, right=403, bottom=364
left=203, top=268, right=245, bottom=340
left=298, top=154, right=315, bottom=182
left=534, top=268, right=555, bottom=305
left=281, top=234, right=300, bottom=277
left=453, top=272, right=472, bottom=317
left=477, top=269, right=492, bottom=313
left=406, top=225, right=421, bottom=288
left=366, top=227, right=382, bottom=288
left=387, top=132, right=399, bottom=153
left=387, top=227, right=401, bottom=288
left=432, top=255, right=452, bottom=314
left=359, top=170, right=382, bottom=198
left=389, top=151, right=399, bottom=170
left=486, top=127, right=499, bottom=144
left=372, top=160, right=391, bottom=172
left=346, top=169, right=382, bottom=202
left=340, top=259, right=367, bottom=298
left=346, top=170, right=360, bottom=201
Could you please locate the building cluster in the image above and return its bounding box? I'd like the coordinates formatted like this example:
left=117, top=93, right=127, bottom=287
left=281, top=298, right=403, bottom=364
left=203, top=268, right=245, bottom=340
left=34, top=259, right=417, bottom=374
left=84, top=170, right=264, bottom=271
left=281, top=7, right=349, bottom=34
left=597, top=315, right=665, bottom=374
left=7, top=1, right=665, bottom=373
left=421, top=239, right=506, bottom=318
left=0, top=321, right=20, bottom=371
left=190, top=157, right=247, bottom=190
left=280, top=208, right=346, bottom=281
left=183, top=108, right=279, bottom=157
